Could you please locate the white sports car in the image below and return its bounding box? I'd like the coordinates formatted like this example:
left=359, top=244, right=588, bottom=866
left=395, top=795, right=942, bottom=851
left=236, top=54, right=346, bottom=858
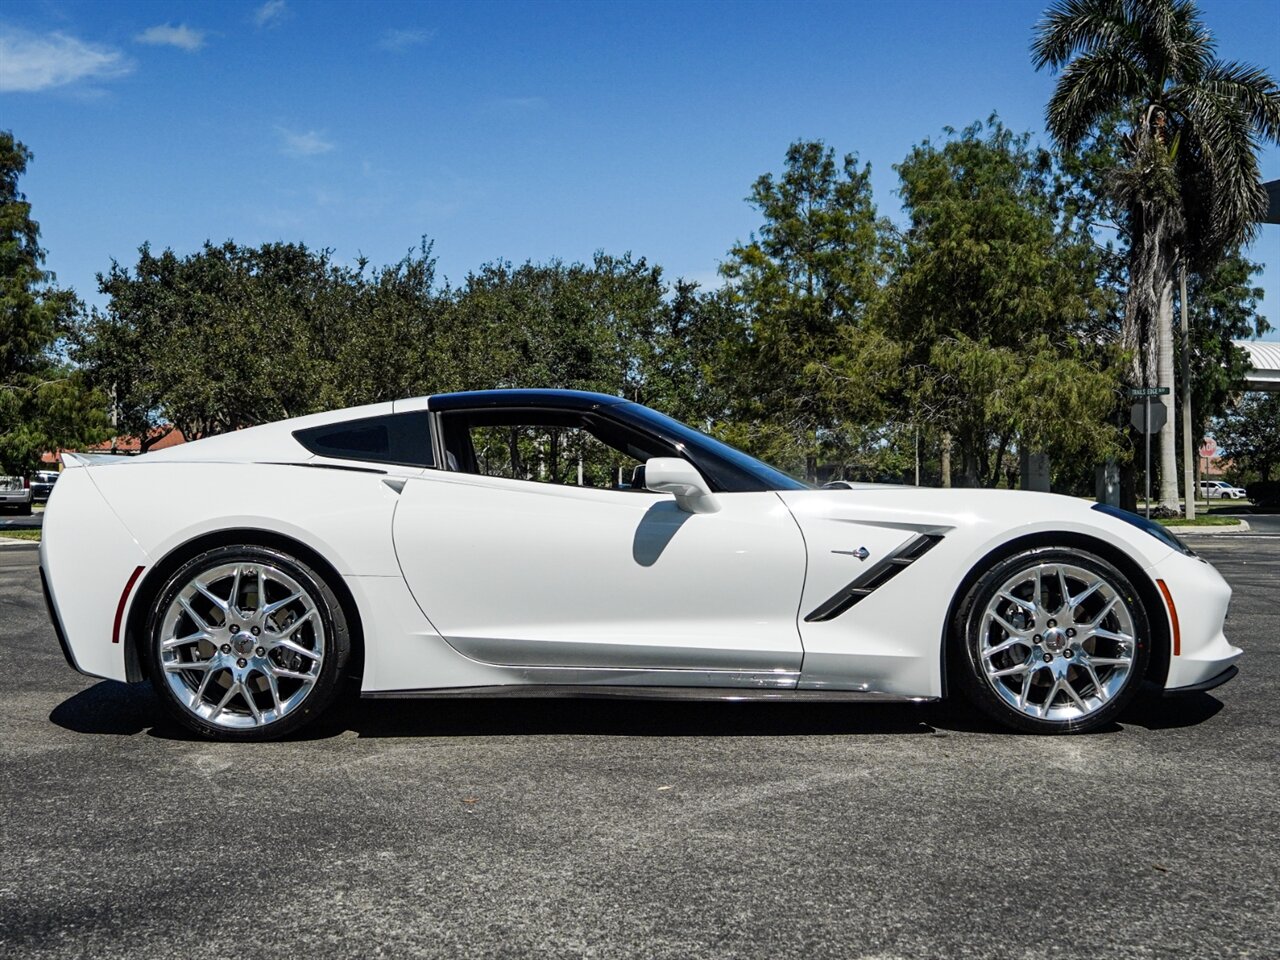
left=41, top=390, right=1240, bottom=740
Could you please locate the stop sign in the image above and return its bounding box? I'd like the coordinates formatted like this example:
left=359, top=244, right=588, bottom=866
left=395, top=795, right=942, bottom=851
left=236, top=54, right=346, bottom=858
left=1199, top=439, right=1217, bottom=458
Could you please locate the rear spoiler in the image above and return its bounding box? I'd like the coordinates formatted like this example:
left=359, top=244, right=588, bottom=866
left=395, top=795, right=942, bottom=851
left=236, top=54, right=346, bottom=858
left=61, top=452, right=134, bottom=468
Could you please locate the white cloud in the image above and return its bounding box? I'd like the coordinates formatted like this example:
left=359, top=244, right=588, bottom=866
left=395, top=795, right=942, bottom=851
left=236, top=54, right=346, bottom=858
left=0, top=29, right=133, bottom=93
left=380, top=28, right=435, bottom=52
left=135, top=24, right=206, bottom=52
left=276, top=126, right=335, bottom=157
left=254, top=0, right=289, bottom=28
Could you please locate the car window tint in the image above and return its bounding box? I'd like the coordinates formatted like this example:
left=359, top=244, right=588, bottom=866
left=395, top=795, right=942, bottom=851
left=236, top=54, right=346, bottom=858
left=294, top=412, right=434, bottom=467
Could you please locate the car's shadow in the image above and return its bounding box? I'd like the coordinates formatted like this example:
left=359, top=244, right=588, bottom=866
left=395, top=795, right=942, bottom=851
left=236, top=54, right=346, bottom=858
left=49, top=680, right=1225, bottom=741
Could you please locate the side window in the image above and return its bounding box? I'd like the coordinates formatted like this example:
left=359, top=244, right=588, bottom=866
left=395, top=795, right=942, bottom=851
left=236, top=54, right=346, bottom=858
left=468, top=424, right=646, bottom=489
left=294, top=412, right=434, bottom=467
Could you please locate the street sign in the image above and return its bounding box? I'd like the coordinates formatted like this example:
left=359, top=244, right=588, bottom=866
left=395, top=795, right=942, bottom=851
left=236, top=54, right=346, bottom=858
left=1127, top=386, right=1171, bottom=397
left=1199, top=439, right=1217, bottom=459
left=1130, top=401, right=1167, bottom=434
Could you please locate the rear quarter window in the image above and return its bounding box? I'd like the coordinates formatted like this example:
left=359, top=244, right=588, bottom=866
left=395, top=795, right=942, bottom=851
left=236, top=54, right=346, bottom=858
left=293, top=412, right=434, bottom=467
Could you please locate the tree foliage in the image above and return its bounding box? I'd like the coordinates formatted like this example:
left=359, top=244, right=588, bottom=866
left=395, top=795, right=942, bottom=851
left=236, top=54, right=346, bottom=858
left=0, top=131, right=106, bottom=474
left=1214, top=393, right=1280, bottom=483
left=719, top=140, right=894, bottom=479
left=879, top=118, right=1122, bottom=487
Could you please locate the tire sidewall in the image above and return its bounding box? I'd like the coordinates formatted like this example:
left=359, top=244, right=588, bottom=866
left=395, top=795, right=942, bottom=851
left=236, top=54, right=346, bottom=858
left=954, top=547, right=1151, bottom=734
left=146, top=544, right=350, bottom=741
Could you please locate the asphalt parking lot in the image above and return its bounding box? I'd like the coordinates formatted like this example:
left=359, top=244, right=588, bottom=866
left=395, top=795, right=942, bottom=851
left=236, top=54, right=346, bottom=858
left=1, top=536, right=1276, bottom=959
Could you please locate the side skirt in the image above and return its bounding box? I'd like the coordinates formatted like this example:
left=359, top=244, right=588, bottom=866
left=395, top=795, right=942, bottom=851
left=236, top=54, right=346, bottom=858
left=362, top=685, right=939, bottom=703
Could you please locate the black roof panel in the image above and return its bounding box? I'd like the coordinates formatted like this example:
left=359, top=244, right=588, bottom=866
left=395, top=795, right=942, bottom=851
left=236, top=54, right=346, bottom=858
left=427, top=389, right=628, bottom=412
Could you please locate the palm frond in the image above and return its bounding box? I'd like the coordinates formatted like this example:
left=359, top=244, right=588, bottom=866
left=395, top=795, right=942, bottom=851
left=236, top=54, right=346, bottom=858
left=1201, top=59, right=1280, bottom=140
left=1032, top=0, right=1131, bottom=71
left=1175, top=88, right=1267, bottom=251
left=1045, top=46, right=1145, bottom=148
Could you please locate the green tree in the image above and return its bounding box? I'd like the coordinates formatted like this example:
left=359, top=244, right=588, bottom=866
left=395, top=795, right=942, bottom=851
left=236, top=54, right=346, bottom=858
left=720, top=140, right=892, bottom=479
left=880, top=118, right=1121, bottom=488
left=1033, top=0, right=1280, bottom=509
left=0, top=131, right=106, bottom=473
left=77, top=240, right=360, bottom=445
left=1181, top=249, right=1269, bottom=476
left=1214, top=392, right=1280, bottom=483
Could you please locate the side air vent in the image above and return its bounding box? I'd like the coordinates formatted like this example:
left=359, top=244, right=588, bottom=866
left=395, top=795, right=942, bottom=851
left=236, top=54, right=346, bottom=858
left=804, top=533, right=944, bottom=623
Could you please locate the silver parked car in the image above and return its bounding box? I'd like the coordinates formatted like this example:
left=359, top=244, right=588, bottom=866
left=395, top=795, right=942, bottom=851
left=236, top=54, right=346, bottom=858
left=0, top=475, right=33, bottom=515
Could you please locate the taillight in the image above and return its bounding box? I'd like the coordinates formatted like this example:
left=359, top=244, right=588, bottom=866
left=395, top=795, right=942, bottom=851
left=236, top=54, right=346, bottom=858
left=23, top=477, right=29, bottom=489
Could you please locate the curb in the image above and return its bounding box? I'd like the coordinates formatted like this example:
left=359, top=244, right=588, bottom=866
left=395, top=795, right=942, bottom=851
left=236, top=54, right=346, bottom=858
left=1165, top=519, right=1252, bottom=535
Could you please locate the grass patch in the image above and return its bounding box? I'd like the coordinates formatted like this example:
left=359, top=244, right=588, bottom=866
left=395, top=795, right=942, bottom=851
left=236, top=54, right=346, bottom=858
left=0, top=529, right=41, bottom=541
left=1159, top=516, right=1241, bottom=527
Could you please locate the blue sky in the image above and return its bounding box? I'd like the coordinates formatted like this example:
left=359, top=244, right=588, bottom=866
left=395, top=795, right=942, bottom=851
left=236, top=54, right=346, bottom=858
left=2, top=0, right=1278, bottom=338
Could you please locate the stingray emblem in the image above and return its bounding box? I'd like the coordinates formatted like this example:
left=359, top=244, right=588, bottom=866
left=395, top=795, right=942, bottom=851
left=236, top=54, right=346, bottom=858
left=833, top=546, right=871, bottom=561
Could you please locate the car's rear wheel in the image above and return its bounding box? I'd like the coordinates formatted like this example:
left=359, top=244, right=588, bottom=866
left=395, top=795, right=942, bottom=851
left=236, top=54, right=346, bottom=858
left=954, top=547, right=1151, bottom=734
left=146, top=545, right=350, bottom=741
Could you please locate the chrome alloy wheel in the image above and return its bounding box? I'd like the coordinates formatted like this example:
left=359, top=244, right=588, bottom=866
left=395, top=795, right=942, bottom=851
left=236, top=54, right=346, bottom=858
left=978, top=562, right=1136, bottom=722
left=158, top=562, right=326, bottom=729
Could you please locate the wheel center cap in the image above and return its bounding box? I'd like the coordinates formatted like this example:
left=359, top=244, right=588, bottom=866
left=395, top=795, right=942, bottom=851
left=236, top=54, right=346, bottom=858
left=232, top=633, right=255, bottom=656
left=1042, top=627, right=1067, bottom=652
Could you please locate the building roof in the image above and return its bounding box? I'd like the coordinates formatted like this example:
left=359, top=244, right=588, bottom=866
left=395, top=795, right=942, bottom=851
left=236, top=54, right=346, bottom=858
left=1234, top=339, right=1280, bottom=392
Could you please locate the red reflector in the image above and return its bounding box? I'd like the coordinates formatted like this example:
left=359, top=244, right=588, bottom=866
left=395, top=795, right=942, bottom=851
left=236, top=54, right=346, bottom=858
left=1156, top=579, right=1181, bottom=657
left=112, top=566, right=146, bottom=645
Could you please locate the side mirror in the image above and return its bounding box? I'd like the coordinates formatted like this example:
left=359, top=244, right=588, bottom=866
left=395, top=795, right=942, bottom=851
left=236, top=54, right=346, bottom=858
left=643, top=457, right=720, bottom=514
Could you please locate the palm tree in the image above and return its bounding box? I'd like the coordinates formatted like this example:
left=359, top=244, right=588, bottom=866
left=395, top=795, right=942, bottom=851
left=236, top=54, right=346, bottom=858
left=1033, top=0, right=1280, bottom=512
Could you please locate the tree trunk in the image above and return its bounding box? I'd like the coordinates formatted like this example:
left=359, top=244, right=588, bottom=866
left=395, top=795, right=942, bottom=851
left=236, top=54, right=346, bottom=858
left=1179, top=266, right=1194, bottom=520
left=940, top=432, right=952, bottom=488
left=1157, top=278, right=1180, bottom=513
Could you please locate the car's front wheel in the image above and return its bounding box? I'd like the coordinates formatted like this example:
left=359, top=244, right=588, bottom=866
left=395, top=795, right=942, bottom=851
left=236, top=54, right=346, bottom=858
left=146, top=545, right=350, bottom=741
left=954, top=547, right=1151, bottom=734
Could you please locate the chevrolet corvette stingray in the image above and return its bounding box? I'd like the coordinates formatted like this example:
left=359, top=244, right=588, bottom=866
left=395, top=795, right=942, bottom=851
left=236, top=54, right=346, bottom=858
left=40, top=390, right=1239, bottom=740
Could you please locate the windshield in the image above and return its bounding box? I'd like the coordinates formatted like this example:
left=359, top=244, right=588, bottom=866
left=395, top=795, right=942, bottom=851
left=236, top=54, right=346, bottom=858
left=617, top=402, right=811, bottom=491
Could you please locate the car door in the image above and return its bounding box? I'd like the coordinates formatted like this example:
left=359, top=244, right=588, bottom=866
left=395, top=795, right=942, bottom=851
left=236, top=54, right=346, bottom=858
left=391, top=414, right=807, bottom=684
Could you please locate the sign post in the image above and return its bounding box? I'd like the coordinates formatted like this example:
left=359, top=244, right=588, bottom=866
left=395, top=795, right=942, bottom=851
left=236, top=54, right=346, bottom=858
left=1128, top=387, right=1170, bottom=518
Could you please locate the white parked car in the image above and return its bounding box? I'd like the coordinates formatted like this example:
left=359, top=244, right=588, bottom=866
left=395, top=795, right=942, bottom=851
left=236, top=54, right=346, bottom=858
left=1198, top=479, right=1248, bottom=500
left=0, top=474, right=33, bottom=515
left=41, top=390, right=1240, bottom=740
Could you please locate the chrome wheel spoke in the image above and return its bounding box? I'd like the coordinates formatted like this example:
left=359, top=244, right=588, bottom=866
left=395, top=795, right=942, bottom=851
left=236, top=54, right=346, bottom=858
left=1018, top=669, right=1035, bottom=709
left=229, top=566, right=244, bottom=615
left=164, top=659, right=212, bottom=673
left=272, top=666, right=316, bottom=683
left=272, top=636, right=322, bottom=662
left=265, top=670, right=284, bottom=714
left=1091, top=627, right=1133, bottom=644
left=242, top=680, right=264, bottom=724
left=989, top=613, right=1026, bottom=640
left=1055, top=567, right=1071, bottom=613
left=1086, top=656, right=1131, bottom=668
left=162, top=630, right=207, bottom=651
left=178, top=596, right=213, bottom=632
left=990, top=660, right=1031, bottom=678
left=207, top=683, right=238, bottom=723
left=983, top=634, right=1027, bottom=658
left=1081, top=660, right=1108, bottom=701
left=1062, top=677, right=1089, bottom=712
left=262, top=591, right=303, bottom=618
left=1067, top=579, right=1103, bottom=614
left=998, top=591, right=1035, bottom=616
left=192, top=580, right=229, bottom=614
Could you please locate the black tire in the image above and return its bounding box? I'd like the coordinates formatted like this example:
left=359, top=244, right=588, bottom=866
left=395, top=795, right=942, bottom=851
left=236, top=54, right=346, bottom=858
left=18, top=501, right=32, bottom=516
left=953, top=547, right=1151, bottom=735
left=146, top=544, right=351, bottom=741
